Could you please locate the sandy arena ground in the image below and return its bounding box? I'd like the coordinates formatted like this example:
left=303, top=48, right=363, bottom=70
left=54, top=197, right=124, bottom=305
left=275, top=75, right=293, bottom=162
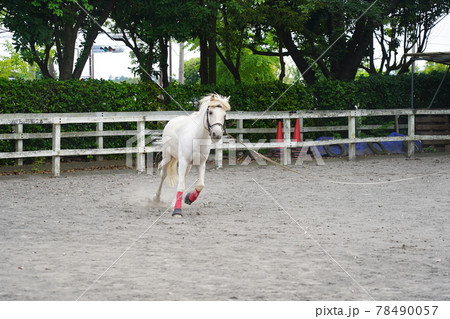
left=1, top=154, right=450, bottom=301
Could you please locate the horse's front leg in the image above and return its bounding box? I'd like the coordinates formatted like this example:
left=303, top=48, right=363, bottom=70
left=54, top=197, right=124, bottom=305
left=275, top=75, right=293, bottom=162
left=172, top=159, right=190, bottom=217
left=185, top=160, right=206, bottom=205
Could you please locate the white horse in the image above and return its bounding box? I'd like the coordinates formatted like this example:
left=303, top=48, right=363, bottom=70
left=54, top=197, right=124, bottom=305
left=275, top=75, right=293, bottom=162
left=154, top=93, right=231, bottom=217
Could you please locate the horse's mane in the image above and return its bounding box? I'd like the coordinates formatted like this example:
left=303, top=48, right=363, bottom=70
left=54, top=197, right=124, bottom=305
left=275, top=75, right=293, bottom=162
left=198, top=93, right=231, bottom=112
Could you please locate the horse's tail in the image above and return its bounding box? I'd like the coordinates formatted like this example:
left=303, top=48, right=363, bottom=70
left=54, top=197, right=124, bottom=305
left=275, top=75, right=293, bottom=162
left=165, top=157, right=178, bottom=187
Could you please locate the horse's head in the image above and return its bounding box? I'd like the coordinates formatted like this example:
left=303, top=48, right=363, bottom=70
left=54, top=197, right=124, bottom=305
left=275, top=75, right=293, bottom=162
left=201, top=93, right=231, bottom=141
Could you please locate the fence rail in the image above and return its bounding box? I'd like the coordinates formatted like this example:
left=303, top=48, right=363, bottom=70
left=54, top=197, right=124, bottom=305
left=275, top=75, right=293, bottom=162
left=1, top=109, right=450, bottom=176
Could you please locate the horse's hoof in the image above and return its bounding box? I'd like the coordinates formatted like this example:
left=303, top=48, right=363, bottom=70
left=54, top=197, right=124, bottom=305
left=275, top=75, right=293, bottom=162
left=153, top=196, right=160, bottom=203
left=184, top=192, right=193, bottom=205
left=172, top=208, right=183, bottom=217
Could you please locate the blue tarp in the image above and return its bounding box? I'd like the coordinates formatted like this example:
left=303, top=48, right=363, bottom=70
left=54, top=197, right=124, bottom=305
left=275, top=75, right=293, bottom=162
left=315, top=132, right=422, bottom=157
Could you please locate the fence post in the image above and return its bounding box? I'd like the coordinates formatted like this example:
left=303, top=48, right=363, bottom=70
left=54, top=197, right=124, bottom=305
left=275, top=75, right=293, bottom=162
left=237, top=119, right=243, bottom=142
left=136, top=120, right=146, bottom=173
left=96, top=122, right=104, bottom=161
left=299, top=118, right=304, bottom=141
left=52, top=121, right=61, bottom=177
left=407, top=113, right=415, bottom=158
left=283, top=118, right=291, bottom=165
left=215, top=139, right=223, bottom=169
left=15, top=124, right=23, bottom=166
left=348, top=111, right=356, bottom=161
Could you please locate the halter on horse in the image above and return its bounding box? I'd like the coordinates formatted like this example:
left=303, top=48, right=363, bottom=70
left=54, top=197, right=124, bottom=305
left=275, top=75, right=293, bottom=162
left=205, top=105, right=226, bottom=139
left=154, top=93, right=231, bottom=217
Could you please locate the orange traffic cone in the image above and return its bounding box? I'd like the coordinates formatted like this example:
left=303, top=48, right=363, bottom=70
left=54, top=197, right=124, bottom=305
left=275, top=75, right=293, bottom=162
left=270, top=121, right=283, bottom=158
left=276, top=121, right=283, bottom=142
left=292, top=119, right=302, bottom=158
left=293, top=118, right=301, bottom=142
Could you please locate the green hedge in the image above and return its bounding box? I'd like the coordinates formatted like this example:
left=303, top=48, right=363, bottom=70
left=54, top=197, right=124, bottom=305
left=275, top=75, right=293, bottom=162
left=1, top=73, right=449, bottom=114
left=0, top=73, right=449, bottom=161
left=0, top=78, right=162, bottom=113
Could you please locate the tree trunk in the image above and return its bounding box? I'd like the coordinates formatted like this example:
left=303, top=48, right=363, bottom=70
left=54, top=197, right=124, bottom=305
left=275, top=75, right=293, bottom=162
left=277, top=28, right=317, bottom=86
left=207, top=8, right=217, bottom=84
left=58, top=22, right=78, bottom=80
left=199, top=34, right=209, bottom=84
left=31, top=43, right=54, bottom=79
left=207, top=40, right=217, bottom=84
left=278, top=40, right=285, bottom=82
left=48, top=54, right=57, bottom=79
left=159, top=37, right=170, bottom=88
left=198, top=0, right=219, bottom=84
left=144, top=41, right=155, bottom=81
left=216, top=47, right=241, bottom=83
left=335, top=19, right=374, bottom=81
left=73, top=0, right=118, bottom=79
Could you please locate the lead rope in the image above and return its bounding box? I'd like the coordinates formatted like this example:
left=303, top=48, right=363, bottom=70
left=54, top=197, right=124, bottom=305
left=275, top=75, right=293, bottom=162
left=224, top=132, right=450, bottom=186
left=225, top=132, right=307, bottom=176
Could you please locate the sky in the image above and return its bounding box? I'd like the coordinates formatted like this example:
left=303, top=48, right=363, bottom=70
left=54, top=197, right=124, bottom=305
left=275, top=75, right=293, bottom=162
left=427, top=13, right=450, bottom=51
left=1, top=14, right=449, bottom=80
left=80, top=38, right=198, bottom=80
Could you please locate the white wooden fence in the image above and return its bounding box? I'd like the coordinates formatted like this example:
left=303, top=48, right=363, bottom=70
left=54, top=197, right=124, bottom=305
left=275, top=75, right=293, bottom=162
left=1, top=109, right=449, bottom=176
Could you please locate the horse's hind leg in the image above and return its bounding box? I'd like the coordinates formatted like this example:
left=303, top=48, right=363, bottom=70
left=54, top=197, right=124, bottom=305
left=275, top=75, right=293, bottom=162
left=154, top=162, right=168, bottom=203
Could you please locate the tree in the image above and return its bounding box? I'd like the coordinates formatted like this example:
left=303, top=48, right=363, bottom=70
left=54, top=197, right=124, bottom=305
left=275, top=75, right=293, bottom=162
left=423, top=62, right=450, bottom=74
left=0, top=41, right=38, bottom=79
left=197, top=0, right=219, bottom=84
left=1, top=0, right=117, bottom=80
left=368, top=0, right=450, bottom=75
left=214, top=0, right=249, bottom=84
left=252, top=0, right=386, bottom=84
left=216, top=49, right=279, bottom=85
left=183, top=50, right=281, bottom=85
left=184, top=57, right=201, bottom=85
left=1, top=0, right=56, bottom=78
left=200, top=0, right=285, bottom=84
left=251, top=0, right=450, bottom=84
left=111, top=0, right=205, bottom=86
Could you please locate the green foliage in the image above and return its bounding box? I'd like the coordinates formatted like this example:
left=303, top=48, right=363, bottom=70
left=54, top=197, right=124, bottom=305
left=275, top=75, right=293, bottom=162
left=0, top=79, right=163, bottom=154
left=184, top=51, right=281, bottom=86
left=1, top=73, right=449, bottom=114
left=184, top=57, right=201, bottom=85
left=2, top=0, right=114, bottom=79
left=163, top=81, right=314, bottom=113
left=111, top=0, right=207, bottom=82
left=424, top=63, right=449, bottom=74
left=355, top=74, right=410, bottom=109
left=217, top=49, right=280, bottom=85
left=0, top=79, right=162, bottom=113
left=249, top=0, right=450, bottom=82
left=424, top=146, right=438, bottom=153
left=413, top=71, right=450, bottom=109
left=3, top=0, right=449, bottom=84
left=310, top=80, right=357, bottom=110
left=0, top=42, right=39, bottom=80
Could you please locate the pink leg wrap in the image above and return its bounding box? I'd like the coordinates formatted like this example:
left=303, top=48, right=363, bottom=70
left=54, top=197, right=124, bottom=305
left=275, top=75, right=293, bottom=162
left=188, top=188, right=201, bottom=203
left=174, top=191, right=183, bottom=209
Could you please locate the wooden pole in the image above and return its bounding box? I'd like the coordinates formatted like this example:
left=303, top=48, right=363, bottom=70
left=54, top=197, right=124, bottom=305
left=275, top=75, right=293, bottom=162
left=52, top=122, right=61, bottom=177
